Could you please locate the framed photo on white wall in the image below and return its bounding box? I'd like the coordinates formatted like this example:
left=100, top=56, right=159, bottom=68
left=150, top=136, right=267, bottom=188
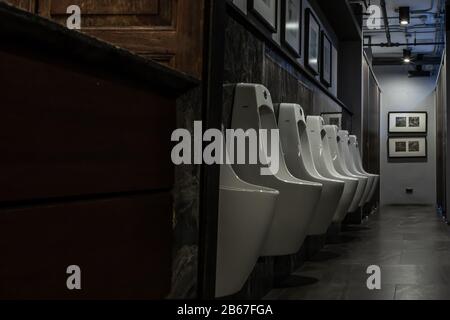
left=388, top=137, right=427, bottom=158
left=388, top=112, right=427, bottom=134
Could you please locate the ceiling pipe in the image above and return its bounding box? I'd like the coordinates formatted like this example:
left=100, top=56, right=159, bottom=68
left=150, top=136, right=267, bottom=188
left=365, top=30, right=437, bottom=34
left=395, top=0, right=435, bottom=14
left=365, top=26, right=440, bottom=32
left=364, top=23, right=442, bottom=30
left=380, top=0, right=392, bottom=46
left=432, top=0, right=445, bottom=55
left=411, top=0, right=435, bottom=14
left=373, top=56, right=442, bottom=66
left=364, top=15, right=442, bottom=20
left=392, top=0, right=435, bottom=14
left=368, top=42, right=444, bottom=47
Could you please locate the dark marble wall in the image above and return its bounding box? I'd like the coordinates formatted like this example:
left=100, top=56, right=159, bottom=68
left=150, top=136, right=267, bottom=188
left=263, top=50, right=314, bottom=113
left=223, top=15, right=345, bottom=122
left=222, top=13, right=352, bottom=300
left=168, top=86, right=202, bottom=299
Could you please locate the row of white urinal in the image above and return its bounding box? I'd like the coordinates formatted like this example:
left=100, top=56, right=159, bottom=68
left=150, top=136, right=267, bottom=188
left=215, top=84, right=379, bottom=298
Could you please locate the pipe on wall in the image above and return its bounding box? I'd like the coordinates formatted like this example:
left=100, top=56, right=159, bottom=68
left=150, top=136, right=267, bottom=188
left=392, top=0, right=435, bottom=14
left=380, top=0, right=392, bottom=47
left=368, top=42, right=445, bottom=47
left=411, top=0, right=435, bottom=14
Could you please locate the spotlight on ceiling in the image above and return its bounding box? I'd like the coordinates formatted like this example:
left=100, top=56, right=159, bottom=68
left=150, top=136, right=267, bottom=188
left=399, top=6, right=410, bottom=25
left=403, top=49, right=412, bottom=63
left=409, top=65, right=431, bottom=78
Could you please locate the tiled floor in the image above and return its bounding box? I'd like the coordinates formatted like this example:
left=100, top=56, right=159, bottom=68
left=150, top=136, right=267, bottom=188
left=264, top=206, right=450, bottom=300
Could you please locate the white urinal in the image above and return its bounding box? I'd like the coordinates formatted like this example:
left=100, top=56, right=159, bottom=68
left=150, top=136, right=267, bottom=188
left=325, top=125, right=368, bottom=216
left=344, top=134, right=375, bottom=205
left=306, top=116, right=358, bottom=224
left=348, top=135, right=379, bottom=204
left=231, top=84, right=322, bottom=256
left=216, top=163, right=279, bottom=298
left=278, top=104, right=345, bottom=236
left=338, top=130, right=373, bottom=207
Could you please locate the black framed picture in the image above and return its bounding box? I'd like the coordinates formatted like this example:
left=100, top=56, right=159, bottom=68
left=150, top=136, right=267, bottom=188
left=320, top=31, right=332, bottom=87
left=388, top=137, right=427, bottom=158
left=304, top=8, right=320, bottom=75
left=388, top=112, right=427, bottom=134
left=281, top=0, right=302, bottom=57
left=249, top=0, right=278, bottom=33
left=231, top=0, right=248, bottom=14
left=321, top=112, right=342, bottom=129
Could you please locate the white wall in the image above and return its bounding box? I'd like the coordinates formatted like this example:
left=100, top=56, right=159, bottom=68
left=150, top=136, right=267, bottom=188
left=375, top=65, right=437, bottom=206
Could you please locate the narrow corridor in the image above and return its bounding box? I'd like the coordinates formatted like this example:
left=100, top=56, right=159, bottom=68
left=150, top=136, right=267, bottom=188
left=2, top=0, right=450, bottom=305
left=265, top=206, right=450, bottom=300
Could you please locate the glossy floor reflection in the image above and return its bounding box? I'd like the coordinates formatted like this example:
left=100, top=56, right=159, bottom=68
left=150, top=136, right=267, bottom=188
left=264, top=206, right=450, bottom=300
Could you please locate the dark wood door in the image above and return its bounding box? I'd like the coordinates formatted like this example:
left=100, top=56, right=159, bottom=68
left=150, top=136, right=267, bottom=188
left=7, top=0, right=204, bottom=79
left=5, top=0, right=35, bottom=12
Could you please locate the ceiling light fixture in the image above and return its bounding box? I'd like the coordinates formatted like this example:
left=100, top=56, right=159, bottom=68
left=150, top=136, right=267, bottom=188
left=399, top=6, right=410, bottom=25
left=403, top=49, right=412, bottom=63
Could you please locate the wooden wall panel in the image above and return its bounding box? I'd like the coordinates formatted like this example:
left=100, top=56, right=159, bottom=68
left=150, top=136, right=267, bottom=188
left=0, top=49, right=176, bottom=203
left=49, top=0, right=170, bottom=28
left=0, top=193, right=172, bottom=299
left=6, top=0, right=35, bottom=12
left=37, top=0, right=204, bottom=79
left=51, top=0, right=160, bottom=15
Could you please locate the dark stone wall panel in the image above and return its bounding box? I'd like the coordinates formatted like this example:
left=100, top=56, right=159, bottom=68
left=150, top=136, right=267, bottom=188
left=263, top=54, right=314, bottom=114
left=169, top=86, right=202, bottom=299
left=223, top=15, right=264, bottom=85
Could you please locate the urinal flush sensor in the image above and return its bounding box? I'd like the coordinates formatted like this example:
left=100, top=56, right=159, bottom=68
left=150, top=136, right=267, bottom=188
left=170, top=121, right=281, bottom=175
